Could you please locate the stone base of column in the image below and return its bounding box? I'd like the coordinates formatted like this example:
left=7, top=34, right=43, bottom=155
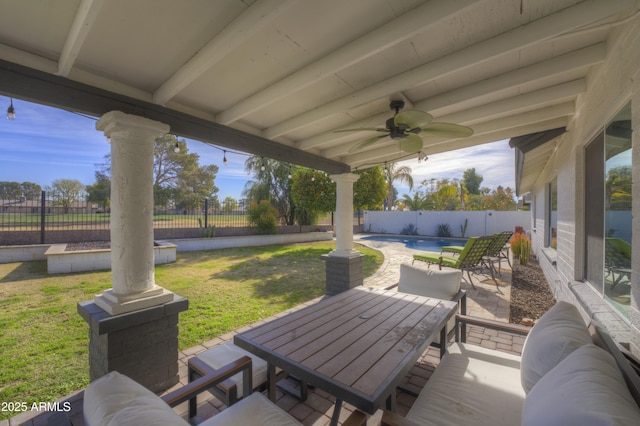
left=322, top=252, right=365, bottom=295
left=94, top=285, right=174, bottom=315
left=77, top=295, right=188, bottom=392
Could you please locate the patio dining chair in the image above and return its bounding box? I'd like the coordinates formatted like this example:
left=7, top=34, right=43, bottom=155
left=188, top=340, right=301, bottom=409
left=412, top=235, right=497, bottom=290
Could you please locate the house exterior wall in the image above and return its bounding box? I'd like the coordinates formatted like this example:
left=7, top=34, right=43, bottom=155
left=527, top=18, right=640, bottom=352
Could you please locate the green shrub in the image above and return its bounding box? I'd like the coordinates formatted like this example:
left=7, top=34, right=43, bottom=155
left=247, top=200, right=278, bottom=234
left=400, top=223, right=418, bottom=235
left=436, top=223, right=452, bottom=237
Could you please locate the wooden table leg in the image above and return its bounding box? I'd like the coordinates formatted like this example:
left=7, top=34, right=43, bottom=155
left=330, top=399, right=343, bottom=426
left=386, top=388, right=396, bottom=411
left=440, top=325, right=447, bottom=358
left=267, top=363, right=277, bottom=402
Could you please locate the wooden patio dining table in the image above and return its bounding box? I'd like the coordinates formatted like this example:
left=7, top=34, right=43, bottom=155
left=234, top=286, right=457, bottom=424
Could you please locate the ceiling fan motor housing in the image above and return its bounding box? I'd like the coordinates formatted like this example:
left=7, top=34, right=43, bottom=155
left=386, top=117, right=406, bottom=139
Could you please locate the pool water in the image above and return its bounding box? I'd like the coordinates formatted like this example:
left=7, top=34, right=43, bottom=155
left=361, top=235, right=468, bottom=252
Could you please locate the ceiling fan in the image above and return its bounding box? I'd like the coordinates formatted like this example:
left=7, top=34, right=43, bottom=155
left=337, top=100, right=473, bottom=153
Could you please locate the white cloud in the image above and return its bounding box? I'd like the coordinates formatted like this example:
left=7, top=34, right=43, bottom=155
left=394, top=139, right=516, bottom=196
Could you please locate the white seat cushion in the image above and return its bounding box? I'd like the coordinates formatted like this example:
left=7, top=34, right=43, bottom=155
left=201, top=392, right=301, bottom=426
left=398, top=264, right=462, bottom=300
left=520, top=301, right=592, bottom=393
left=523, top=344, right=640, bottom=426
left=196, top=341, right=268, bottom=398
left=83, top=371, right=188, bottom=426
left=407, top=342, right=525, bottom=426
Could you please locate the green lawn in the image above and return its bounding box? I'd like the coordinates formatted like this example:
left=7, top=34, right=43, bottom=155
left=0, top=241, right=382, bottom=420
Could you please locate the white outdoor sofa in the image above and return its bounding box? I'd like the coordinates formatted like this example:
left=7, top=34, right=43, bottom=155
left=382, top=301, right=640, bottom=426
left=83, top=355, right=366, bottom=426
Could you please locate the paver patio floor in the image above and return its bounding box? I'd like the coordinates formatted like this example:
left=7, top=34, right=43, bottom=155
left=5, top=235, right=523, bottom=426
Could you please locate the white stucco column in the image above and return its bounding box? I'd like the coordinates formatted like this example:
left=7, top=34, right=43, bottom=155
left=93, top=111, right=174, bottom=315
left=329, top=173, right=361, bottom=257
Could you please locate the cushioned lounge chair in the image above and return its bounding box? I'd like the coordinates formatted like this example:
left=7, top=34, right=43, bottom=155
left=480, top=231, right=513, bottom=275
left=412, top=235, right=496, bottom=290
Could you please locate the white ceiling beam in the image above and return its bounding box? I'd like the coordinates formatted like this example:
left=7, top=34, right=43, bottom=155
left=437, top=80, right=584, bottom=125
left=413, top=43, right=604, bottom=114
left=216, top=0, right=481, bottom=125
left=297, top=69, right=587, bottom=152
left=297, top=43, right=603, bottom=151
left=152, top=0, right=296, bottom=105
left=57, top=0, right=104, bottom=77
left=264, top=0, right=631, bottom=139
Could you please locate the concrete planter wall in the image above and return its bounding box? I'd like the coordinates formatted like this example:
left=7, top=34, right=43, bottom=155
left=44, top=241, right=177, bottom=274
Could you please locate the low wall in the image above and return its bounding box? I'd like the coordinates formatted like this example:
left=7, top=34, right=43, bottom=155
left=363, top=210, right=530, bottom=237
left=0, top=232, right=336, bottom=265
left=44, top=241, right=177, bottom=274
left=171, top=231, right=334, bottom=252
left=0, top=244, right=50, bottom=263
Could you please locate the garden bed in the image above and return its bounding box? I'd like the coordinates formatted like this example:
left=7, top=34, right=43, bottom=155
left=44, top=241, right=176, bottom=274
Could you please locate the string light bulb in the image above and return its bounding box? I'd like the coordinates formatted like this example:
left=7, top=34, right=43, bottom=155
left=174, top=141, right=180, bottom=153
left=6, top=98, right=15, bottom=120
left=223, top=150, right=228, bottom=165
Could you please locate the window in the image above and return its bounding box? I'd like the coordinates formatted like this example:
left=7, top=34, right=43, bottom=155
left=584, top=102, right=632, bottom=318
left=548, top=177, right=557, bottom=249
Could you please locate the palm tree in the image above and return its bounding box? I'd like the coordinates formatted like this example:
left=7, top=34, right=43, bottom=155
left=401, top=191, right=430, bottom=210
left=384, top=162, right=413, bottom=210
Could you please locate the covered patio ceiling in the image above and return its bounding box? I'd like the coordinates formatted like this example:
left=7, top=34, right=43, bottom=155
left=0, top=0, right=637, bottom=178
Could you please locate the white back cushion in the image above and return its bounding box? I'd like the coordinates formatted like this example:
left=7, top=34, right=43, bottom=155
left=523, top=344, right=640, bottom=426
left=83, top=371, right=187, bottom=426
left=399, top=264, right=461, bottom=300
left=520, top=301, right=592, bottom=393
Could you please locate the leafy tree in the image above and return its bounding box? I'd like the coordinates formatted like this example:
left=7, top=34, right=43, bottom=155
left=462, top=168, right=483, bottom=195
left=0, top=181, right=23, bottom=199
left=482, top=186, right=517, bottom=210
left=606, top=165, right=632, bottom=210
left=400, top=191, right=431, bottom=210
left=222, top=196, right=238, bottom=213
left=354, top=166, right=386, bottom=211
left=247, top=200, right=278, bottom=234
left=85, top=172, right=110, bottom=211
left=384, top=163, right=413, bottom=209
left=49, top=178, right=85, bottom=213
left=290, top=169, right=334, bottom=225
left=243, top=157, right=295, bottom=225
left=98, top=134, right=219, bottom=209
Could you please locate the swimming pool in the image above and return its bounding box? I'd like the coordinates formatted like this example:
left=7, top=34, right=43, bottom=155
left=361, top=235, right=468, bottom=252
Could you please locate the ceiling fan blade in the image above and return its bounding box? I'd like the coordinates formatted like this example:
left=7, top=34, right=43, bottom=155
left=421, top=122, right=474, bottom=138
left=398, top=133, right=423, bottom=153
left=394, top=110, right=433, bottom=129
left=348, top=134, right=389, bottom=153
left=334, top=127, right=387, bottom=133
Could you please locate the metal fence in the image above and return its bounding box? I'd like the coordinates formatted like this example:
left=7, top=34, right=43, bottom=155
left=0, top=191, right=361, bottom=244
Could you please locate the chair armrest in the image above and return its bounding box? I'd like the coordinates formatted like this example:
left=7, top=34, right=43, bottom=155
left=455, top=314, right=531, bottom=343
left=381, top=410, right=421, bottom=426
left=161, top=355, right=252, bottom=408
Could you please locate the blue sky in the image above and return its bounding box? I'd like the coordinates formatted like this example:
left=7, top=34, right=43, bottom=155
left=0, top=95, right=515, bottom=200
